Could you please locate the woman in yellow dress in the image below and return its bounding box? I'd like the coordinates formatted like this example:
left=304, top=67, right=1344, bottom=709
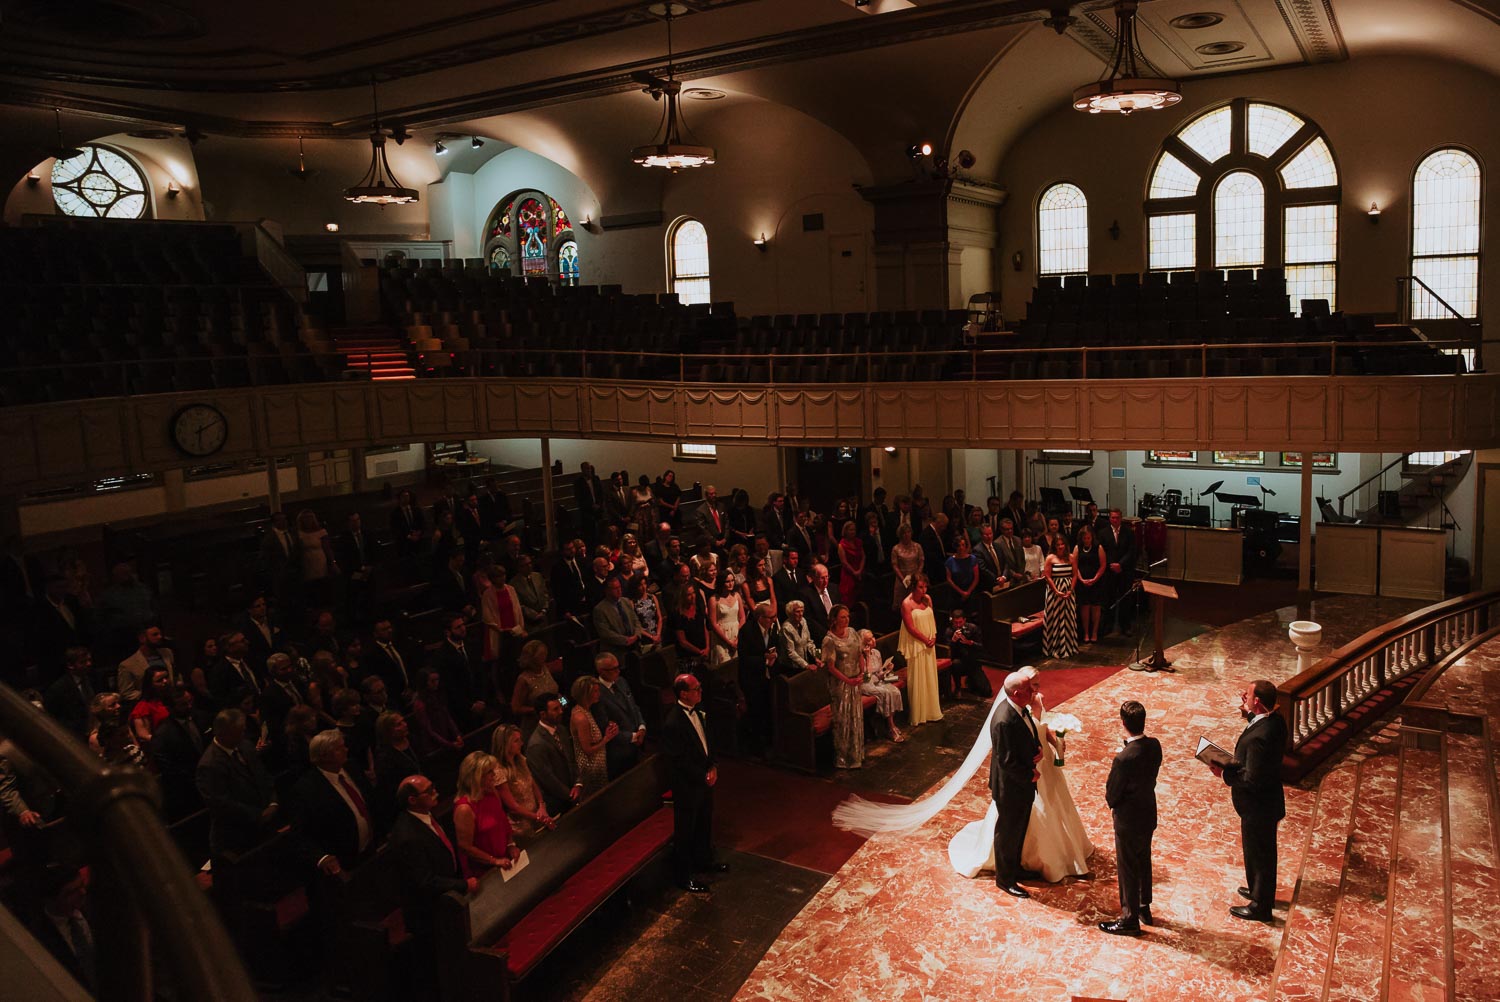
left=900, top=574, right=942, bottom=726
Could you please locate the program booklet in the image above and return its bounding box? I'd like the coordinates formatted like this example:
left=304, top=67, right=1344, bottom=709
left=501, top=849, right=531, bottom=882
left=1195, top=736, right=1237, bottom=770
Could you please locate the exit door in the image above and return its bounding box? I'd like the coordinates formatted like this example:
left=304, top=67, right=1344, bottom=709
left=828, top=234, right=867, bottom=313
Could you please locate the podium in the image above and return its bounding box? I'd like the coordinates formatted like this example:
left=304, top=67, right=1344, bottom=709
left=1133, top=580, right=1178, bottom=672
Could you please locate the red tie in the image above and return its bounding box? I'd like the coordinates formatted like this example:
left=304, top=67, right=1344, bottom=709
left=426, top=816, right=457, bottom=865
left=338, top=773, right=370, bottom=822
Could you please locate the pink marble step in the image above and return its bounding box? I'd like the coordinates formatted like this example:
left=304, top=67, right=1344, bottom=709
left=1271, top=763, right=1360, bottom=1002
left=1446, top=730, right=1499, bottom=1001
left=1323, top=745, right=1400, bottom=1002
left=1385, top=739, right=1449, bottom=999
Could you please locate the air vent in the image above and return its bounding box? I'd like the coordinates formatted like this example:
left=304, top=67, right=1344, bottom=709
left=1169, top=12, right=1224, bottom=29
left=1195, top=41, right=1246, bottom=55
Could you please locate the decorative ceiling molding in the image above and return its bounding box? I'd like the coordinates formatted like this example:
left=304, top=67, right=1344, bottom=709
left=1271, top=0, right=1348, bottom=63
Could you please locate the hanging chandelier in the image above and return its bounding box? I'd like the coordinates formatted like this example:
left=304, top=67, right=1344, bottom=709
left=1072, top=1, right=1182, bottom=116
left=630, top=4, right=716, bottom=170
left=345, top=79, right=418, bottom=204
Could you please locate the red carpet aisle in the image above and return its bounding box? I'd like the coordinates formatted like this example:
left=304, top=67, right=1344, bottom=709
left=733, top=596, right=1422, bottom=1002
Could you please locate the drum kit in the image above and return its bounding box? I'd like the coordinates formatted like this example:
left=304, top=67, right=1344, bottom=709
left=1136, top=479, right=1288, bottom=575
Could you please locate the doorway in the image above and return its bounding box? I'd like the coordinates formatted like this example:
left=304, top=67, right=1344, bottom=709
left=790, top=447, right=864, bottom=514
left=827, top=234, right=867, bottom=314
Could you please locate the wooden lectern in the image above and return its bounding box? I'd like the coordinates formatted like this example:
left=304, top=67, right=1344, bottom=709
left=1137, top=580, right=1179, bottom=671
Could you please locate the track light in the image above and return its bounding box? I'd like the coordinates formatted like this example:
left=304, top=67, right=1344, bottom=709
left=434, top=140, right=447, bottom=156
left=907, top=141, right=934, bottom=158
left=471, top=136, right=484, bottom=149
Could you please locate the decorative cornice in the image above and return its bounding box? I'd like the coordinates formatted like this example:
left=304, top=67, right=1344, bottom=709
left=1271, top=0, right=1348, bottom=64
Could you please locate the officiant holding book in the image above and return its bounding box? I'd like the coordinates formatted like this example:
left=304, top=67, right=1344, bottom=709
left=1207, top=679, right=1287, bottom=922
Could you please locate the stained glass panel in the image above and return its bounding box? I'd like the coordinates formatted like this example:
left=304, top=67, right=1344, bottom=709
left=518, top=198, right=548, bottom=276
left=51, top=145, right=148, bottom=219
left=1177, top=106, right=1232, bottom=163
left=489, top=245, right=511, bottom=273
left=1279, top=136, right=1338, bottom=189
left=558, top=239, right=580, bottom=286
left=1148, top=213, right=1196, bottom=271
left=1247, top=103, right=1304, bottom=158
left=1037, top=183, right=1088, bottom=276
left=1213, top=171, right=1265, bottom=268
left=1149, top=152, right=1200, bottom=198
left=549, top=196, right=572, bottom=237
left=1212, top=451, right=1265, bottom=466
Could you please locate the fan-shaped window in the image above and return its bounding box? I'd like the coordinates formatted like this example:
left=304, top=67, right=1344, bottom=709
left=668, top=219, right=711, bottom=306
left=1037, top=183, right=1088, bottom=276
left=1214, top=172, right=1265, bottom=268
left=1410, top=149, right=1481, bottom=320
left=1144, top=100, right=1339, bottom=315
left=51, top=145, right=149, bottom=219
left=481, top=190, right=579, bottom=283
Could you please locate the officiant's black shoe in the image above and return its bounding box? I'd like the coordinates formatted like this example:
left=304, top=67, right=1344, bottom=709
left=999, top=883, right=1031, bottom=898
left=1139, top=907, right=1154, bottom=926
left=1229, top=905, right=1273, bottom=922
left=1237, top=886, right=1253, bottom=900
left=1098, top=919, right=1141, bottom=936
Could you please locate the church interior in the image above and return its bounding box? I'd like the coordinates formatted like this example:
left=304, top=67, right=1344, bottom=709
left=0, top=1, right=1498, bottom=1000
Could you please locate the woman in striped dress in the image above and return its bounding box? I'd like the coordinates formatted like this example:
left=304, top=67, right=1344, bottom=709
left=1043, top=535, right=1078, bottom=659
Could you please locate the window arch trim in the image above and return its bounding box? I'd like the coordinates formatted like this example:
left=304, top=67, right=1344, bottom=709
left=666, top=216, right=711, bottom=306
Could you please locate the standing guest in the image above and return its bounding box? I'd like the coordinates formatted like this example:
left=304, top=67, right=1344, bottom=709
left=660, top=674, right=724, bottom=893
left=569, top=676, right=616, bottom=800
left=592, top=575, right=643, bottom=664
left=196, top=708, right=279, bottom=859
left=891, top=523, right=925, bottom=612
left=258, top=512, right=300, bottom=602
left=151, top=687, right=208, bottom=820
left=1074, top=525, right=1106, bottom=644
left=618, top=533, right=649, bottom=582
left=1100, top=700, right=1163, bottom=935
left=837, top=521, right=866, bottom=607
left=289, top=730, right=375, bottom=878
left=965, top=507, right=986, bottom=549
left=708, top=573, right=744, bottom=671
left=778, top=600, right=822, bottom=673
left=1019, top=528, right=1045, bottom=581
left=128, top=667, right=173, bottom=744
left=490, top=724, right=555, bottom=839
left=741, top=555, right=778, bottom=619
left=1006, top=491, right=1029, bottom=534
left=771, top=547, right=805, bottom=613
left=695, top=485, right=729, bottom=552
left=900, top=575, right=942, bottom=726
left=509, top=640, right=559, bottom=726
left=944, top=534, right=981, bottom=614
left=920, top=513, right=949, bottom=583
left=452, top=752, right=519, bottom=878
left=670, top=587, right=712, bottom=674
left=594, top=653, right=647, bottom=778
left=118, top=624, right=176, bottom=703
left=431, top=550, right=473, bottom=618
left=655, top=469, right=683, bottom=528
left=93, top=561, right=156, bottom=651
left=365, top=618, right=414, bottom=700
left=760, top=492, right=790, bottom=549
left=628, top=576, right=663, bottom=652
left=822, top=603, right=870, bottom=768
left=409, top=668, right=463, bottom=757
left=785, top=510, right=816, bottom=563
left=25, top=866, right=97, bottom=994
left=43, top=646, right=96, bottom=738
left=1043, top=536, right=1080, bottom=659
left=974, top=524, right=1006, bottom=592
left=296, top=510, right=340, bottom=607
left=337, top=687, right=374, bottom=783
left=1059, top=510, right=1077, bottom=545
left=238, top=595, right=282, bottom=672
left=942, top=608, right=992, bottom=699
left=478, top=566, right=525, bottom=696
left=1097, top=508, right=1138, bottom=635
left=429, top=615, right=486, bottom=727
left=572, top=462, right=602, bottom=542
left=388, top=775, right=477, bottom=981
left=728, top=489, right=758, bottom=550
left=0, top=753, right=58, bottom=863
left=456, top=495, right=485, bottom=563
left=372, top=711, right=423, bottom=831
left=802, top=564, right=835, bottom=644
left=996, top=519, right=1027, bottom=586
left=185, top=636, right=221, bottom=711
left=630, top=476, right=657, bottom=533
left=737, top=603, right=781, bottom=755
left=511, top=554, right=552, bottom=632
left=1210, top=680, right=1288, bottom=923
left=336, top=512, right=375, bottom=622
left=389, top=489, right=428, bottom=557
left=1042, top=517, right=1065, bottom=557
left=857, top=629, right=905, bottom=743
left=259, top=652, right=308, bottom=737
left=305, top=651, right=348, bottom=724
left=604, top=471, right=632, bottom=530
left=862, top=512, right=887, bottom=574
left=87, top=694, right=147, bottom=767
left=273, top=704, right=320, bottom=782
left=550, top=539, right=589, bottom=619
left=525, top=694, right=581, bottom=817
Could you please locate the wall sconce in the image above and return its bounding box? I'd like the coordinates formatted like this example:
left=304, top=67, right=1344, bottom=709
left=1108, top=219, right=1121, bottom=240
left=753, top=233, right=769, bottom=251
left=1012, top=251, right=1024, bottom=272
left=906, top=141, right=933, bottom=158
left=325, top=222, right=340, bottom=233
left=1367, top=201, right=1381, bottom=222
left=25, top=173, right=40, bottom=187
left=165, top=180, right=181, bottom=200
left=883, top=446, right=898, bottom=455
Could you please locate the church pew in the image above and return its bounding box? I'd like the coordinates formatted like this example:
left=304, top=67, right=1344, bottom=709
left=978, top=579, right=1047, bottom=667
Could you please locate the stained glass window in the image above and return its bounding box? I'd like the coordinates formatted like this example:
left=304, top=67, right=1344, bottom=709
left=517, top=198, right=548, bottom=276
left=489, top=244, right=511, bottom=274
left=1279, top=137, right=1338, bottom=189
left=1411, top=149, right=1481, bottom=320
left=549, top=197, right=572, bottom=236
left=1247, top=104, right=1304, bottom=158
left=1037, top=183, right=1088, bottom=276
left=1148, top=214, right=1196, bottom=271
left=1214, top=172, right=1265, bottom=268
left=558, top=240, right=580, bottom=286
left=483, top=190, right=580, bottom=283
left=1284, top=204, right=1338, bottom=313
left=51, top=145, right=149, bottom=219
left=1212, top=451, right=1264, bottom=466
left=669, top=219, right=711, bottom=306
left=1149, top=152, right=1200, bottom=198
left=1177, top=106, right=1232, bottom=164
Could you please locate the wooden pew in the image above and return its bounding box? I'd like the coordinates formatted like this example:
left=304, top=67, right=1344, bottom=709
left=978, top=579, right=1047, bottom=667
left=432, top=754, right=672, bottom=1002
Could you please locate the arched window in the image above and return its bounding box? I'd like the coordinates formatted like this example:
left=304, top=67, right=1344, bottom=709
left=668, top=219, right=711, bottom=305
left=1145, top=100, right=1340, bottom=314
left=51, top=144, right=149, bottom=219
left=481, top=190, right=579, bottom=283
left=1411, top=149, right=1482, bottom=320
left=1037, top=183, right=1088, bottom=276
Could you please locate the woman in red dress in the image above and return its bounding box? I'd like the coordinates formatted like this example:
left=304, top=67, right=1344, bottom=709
left=453, top=751, right=520, bottom=879
left=837, top=520, right=866, bottom=606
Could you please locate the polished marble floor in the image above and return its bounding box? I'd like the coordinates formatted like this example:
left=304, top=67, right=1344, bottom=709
left=734, top=595, right=1427, bottom=1002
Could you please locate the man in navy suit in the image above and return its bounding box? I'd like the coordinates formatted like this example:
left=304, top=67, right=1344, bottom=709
left=1100, top=700, right=1162, bottom=935
left=1211, top=679, right=1288, bottom=922
left=989, top=671, right=1043, bottom=898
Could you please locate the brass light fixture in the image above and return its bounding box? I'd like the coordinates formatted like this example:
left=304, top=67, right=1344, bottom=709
left=631, top=3, right=716, bottom=170
left=1072, top=1, right=1182, bottom=116
left=345, top=79, right=418, bottom=205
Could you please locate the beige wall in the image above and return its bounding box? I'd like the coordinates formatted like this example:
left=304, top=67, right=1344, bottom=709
left=5, top=133, right=207, bottom=225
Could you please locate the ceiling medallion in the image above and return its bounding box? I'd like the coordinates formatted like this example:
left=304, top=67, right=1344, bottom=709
left=630, top=4, right=716, bottom=170
left=1195, top=40, right=1245, bottom=55
left=1169, top=12, right=1225, bottom=30
left=344, top=79, right=418, bottom=205
left=1072, top=1, right=1182, bottom=116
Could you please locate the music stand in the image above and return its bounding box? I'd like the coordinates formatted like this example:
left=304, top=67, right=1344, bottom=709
left=1067, top=486, right=1095, bottom=521
left=1203, top=480, right=1224, bottom=526
left=1039, top=486, right=1067, bottom=516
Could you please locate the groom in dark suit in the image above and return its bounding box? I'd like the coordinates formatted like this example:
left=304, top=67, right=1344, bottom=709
left=1211, top=679, right=1288, bottom=922
left=989, top=671, right=1043, bottom=897
left=1100, top=700, right=1162, bottom=935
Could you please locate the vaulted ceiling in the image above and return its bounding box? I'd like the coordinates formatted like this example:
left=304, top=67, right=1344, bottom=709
left=1, top=0, right=1498, bottom=188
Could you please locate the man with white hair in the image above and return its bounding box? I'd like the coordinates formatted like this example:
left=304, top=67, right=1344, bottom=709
left=695, top=484, right=728, bottom=552
left=989, top=670, right=1044, bottom=898
left=801, top=564, right=834, bottom=644
left=289, top=729, right=374, bottom=876
left=737, top=602, right=782, bottom=754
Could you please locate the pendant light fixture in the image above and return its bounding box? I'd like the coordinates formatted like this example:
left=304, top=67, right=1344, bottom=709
left=345, top=78, right=418, bottom=205
left=48, top=108, right=84, bottom=162
left=630, top=3, right=716, bottom=170
left=1072, top=1, right=1182, bottom=116
left=288, top=135, right=317, bottom=180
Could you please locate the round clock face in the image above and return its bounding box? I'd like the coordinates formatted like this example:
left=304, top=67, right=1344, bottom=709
left=171, top=404, right=228, bottom=457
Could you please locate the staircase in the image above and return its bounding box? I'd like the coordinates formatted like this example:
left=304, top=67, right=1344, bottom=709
left=327, top=326, right=416, bottom=381
left=1271, top=710, right=1499, bottom=1000
left=1350, top=452, right=1472, bottom=528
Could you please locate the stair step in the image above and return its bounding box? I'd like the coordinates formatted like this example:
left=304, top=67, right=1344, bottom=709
left=1446, top=730, right=1499, bottom=1000
left=1385, top=736, right=1448, bottom=998
left=1272, top=763, right=1360, bottom=1001
left=1323, top=745, right=1400, bottom=1001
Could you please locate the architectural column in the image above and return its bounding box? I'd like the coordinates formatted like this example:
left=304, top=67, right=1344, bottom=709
left=266, top=460, right=282, bottom=514
left=860, top=178, right=1007, bottom=311
left=1298, top=460, right=1314, bottom=617
left=540, top=438, right=556, bottom=552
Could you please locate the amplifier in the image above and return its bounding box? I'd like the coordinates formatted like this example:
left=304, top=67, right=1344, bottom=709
left=1167, top=504, right=1211, bottom=527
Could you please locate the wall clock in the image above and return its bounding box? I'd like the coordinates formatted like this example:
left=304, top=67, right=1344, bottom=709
left=171, top=403, right=228, bottom=457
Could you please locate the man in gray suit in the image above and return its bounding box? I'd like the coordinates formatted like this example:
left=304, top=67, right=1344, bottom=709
left=591, top=575, right=642, bottom=663
left=593, top=653, right=647, bottom=778
left=195, top=708, right=278, bottom=858
left=525, top=694, right=580, bottom=816
left=694, top=485, right=729, bottom=553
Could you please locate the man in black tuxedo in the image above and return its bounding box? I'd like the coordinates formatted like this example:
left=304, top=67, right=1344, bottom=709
left=660, top=674, right=725, bottom=892
left=289, top=730, right=376, bottom=878
left=761, top=493, right=792, bottom=550
left=335, top=512, right=376, bottom=622
left=1097, top=508, right=1138, bottom=634
left=989, top=671, right=1043, bottom=897
left=1211, top=679, right=1288, bottom=922
left=42, top=646, right=96, bottom=738
left=801, top=564, right=835, bottom=644
left=1100, top=700, right=1163, bottom=935
left=430, top=550, right=474, bottom=618
left=259, top=652, right=308, bottom=736
left=784, top=510, right=816, bottom=562
left=195, top=708, right=278, bottom=859
left=236, top=595, right=282, bottom=673
left=389, top=489, right=428, bottom=557
left=771, top=547, right=805, bottom=615
left=737, top=602, right=781, bottom=754
left=920, top=514, right=949, bottom=583
left=477, top=477, right=511, bottom=537
left=550, top=539, right=590, bottom=619
left=572, top=462, right=602, bottom=543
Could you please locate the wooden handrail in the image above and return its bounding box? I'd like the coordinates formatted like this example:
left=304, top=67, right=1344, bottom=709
left=1278, top=588, right=1500, bottom=758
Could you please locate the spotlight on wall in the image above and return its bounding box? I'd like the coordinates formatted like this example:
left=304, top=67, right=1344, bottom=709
left=907, top=141, right=934, bottom=158
left=471, top=136, right=484, bottom=150
left=434, top=139, right=448, bottom=156
left=1367, top=201, right=1381, bottom=222
left=325, top=222, right=340, bottom=233
left=753, top=233, right=769, bottom=251
left=26, top=173, right=40, bottom=187
left=166, top=180, right=181, bottom=200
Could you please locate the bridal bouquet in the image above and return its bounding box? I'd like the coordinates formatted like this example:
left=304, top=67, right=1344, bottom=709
left=1042, top=711, right=1084, bottom=766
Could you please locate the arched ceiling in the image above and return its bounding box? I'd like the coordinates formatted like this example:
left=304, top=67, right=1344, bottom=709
left=0, top=0, right=1497, bottom=190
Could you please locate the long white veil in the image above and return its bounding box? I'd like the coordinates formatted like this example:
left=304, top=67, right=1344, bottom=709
left=831, top=688, right=1007, bottom=837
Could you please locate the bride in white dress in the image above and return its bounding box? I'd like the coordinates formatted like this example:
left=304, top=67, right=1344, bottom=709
left=834, top=666, right=1093, bottom=882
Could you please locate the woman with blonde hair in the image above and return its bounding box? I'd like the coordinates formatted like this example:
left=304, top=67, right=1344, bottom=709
left=510, top=639, right=558, bottom=725
left=453, top=751, right=519, bottom=878
left=568, top=676, right=617, bottom=799
left=490, top=724, right=554, bottom=838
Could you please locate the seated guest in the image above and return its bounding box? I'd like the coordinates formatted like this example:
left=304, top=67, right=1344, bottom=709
left=525, top=693, right=580, bottom=817
left=372, top=710, right=423, bottom=832
left=778, top=600, right=822, bottom=673
left=452, top=751, right=520, bottom=878
left=594, top=653, right=647, bottom=778
left=490, top=724, right=555, bottom=840
left=857, top=629, right=905, bottom=743
left=128, top=667, right=173, bottom=744
left=195, top=708, right=279, bottom=859
left=43, top=646, right=96, bottom=739
left=25, top=865, right=97, bottom=994
left=150, top=686, right=209, bottom=820
left=117, top=624, right=176, bottom=703
left=409, top=668, right=463, bottom=757
left=941, top=608, right=992, bottom=699
left=510, top=639, right=558, bottom=727
left=290, top=729, right=375, bottom=877
left=388, top=775, right=476, bottom=972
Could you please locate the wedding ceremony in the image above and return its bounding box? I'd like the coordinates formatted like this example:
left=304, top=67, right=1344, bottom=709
left=1, top=2, right=1499, bottom=1001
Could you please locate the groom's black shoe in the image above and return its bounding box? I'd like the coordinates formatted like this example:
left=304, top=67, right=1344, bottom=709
left=1139, top=907, right=1154, bottom=926
left=998, top=883, right=1031, bottom=898
left=1237, top=886, right=1253, bottom=900
left=1018, top=868, right=1043, bottom=881
left=1098, top=918, right=1141, bottom=936
left=1229, top=905, right=1274, bottom=922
